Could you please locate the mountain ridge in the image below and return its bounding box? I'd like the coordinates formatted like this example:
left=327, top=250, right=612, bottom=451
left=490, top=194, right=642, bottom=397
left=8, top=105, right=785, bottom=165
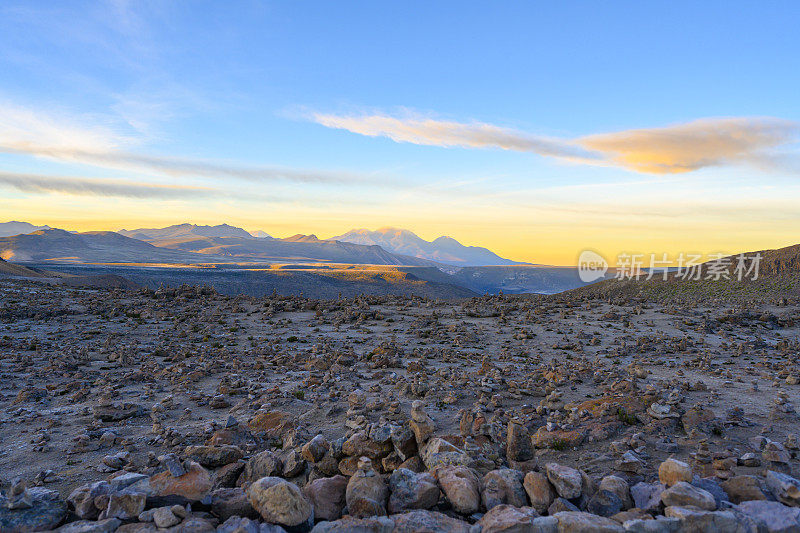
left=331, top=227, right=520, bottom=266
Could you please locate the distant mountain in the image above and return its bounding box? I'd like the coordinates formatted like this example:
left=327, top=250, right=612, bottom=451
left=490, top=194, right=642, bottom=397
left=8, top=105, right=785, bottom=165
left=119, top=223, right=254, bottom=241
left=0, top=221, right=51, bottom=237
left=331, top=227, right=520, bottom=266
left=250, top=230, right=272, bottom=239
left=134, top=231, right=437, bottom=266
left=0, top=228, right=204, bottom=263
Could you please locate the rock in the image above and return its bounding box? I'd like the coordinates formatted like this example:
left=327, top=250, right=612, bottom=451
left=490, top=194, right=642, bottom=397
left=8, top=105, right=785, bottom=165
left=681, top=406, right=715, bottom=434
left=622, top=516, right=680, bottom=533
left=478, top=504, right=551, bottom=533
left=108, top=473, right=150, bottom=493
left=548, top=497, right=580, bottom=515
left=533, top=428, right=586, bottom=449
left=721, top=476, right=767, bottom=504
left=664, top=506, right=748, bottom=532
left=630, top=482, right=665, bottom=513
left=244, top=450, right=283, bottom=482
left=310, top=515, right=394, bottom=532
left=524, top=471, right=556, bottom=515
left=390, top=510, right=471, bottom=532
left=506, top=421, right=534, bottom=463
left=247, top=477, right=313, bottom=530
left=214, top=462, right=245, bottom=489
left=342, top=431, right=393, bottom=461
left=390, top=426, right=418, bottom=461
left=248, top=411, right=295, bottom=439
left=409, top=401, right=435, bottom=445
left=209, top=487, right=259, bottom=521
left=283, top=449, right=307, bottom=478
left=421, top=438, right=470, bottom=470
left=660, top=481, right=716, bottom=510
left=302, top=475, right=348, bottom=521
left=302, top=435, right=330, bottom=463
left=767, top=470, right=800, bottom=507
left=545, top=463, right=583, bottom=499
left=67, top=481, right=112, bottom=520
left=434, top=465, right=481, bottom=515
left=617, top=451, right=646, bottom=474
left=658, top=459, right=692, bottom=487
left=599, top=475, right=633, bottom=510
left=152, top=506, right=181, bottom=528
left=346, top=458, right=388, bottom=518
left=99, top=489, right=146, bottom=520
left=218, top=516, right=288, bottom=533
left=482, top=468, right=527, bottom=510
left=587, top=489, right=624, bottom=517
left=737, top=500, right=800, bottom=533
left=56, top=518, right=122, bottom=533
left=92, top=403, right=145, bottom=422
left=553, top=511, right=624, bottom=532
left=387, top=469, right=440, bottom=513
left=0, top=487, right=68, bottom=532
left=150, top=461, right=212, bottom=501
left=183, top=445, right=243, bottom=467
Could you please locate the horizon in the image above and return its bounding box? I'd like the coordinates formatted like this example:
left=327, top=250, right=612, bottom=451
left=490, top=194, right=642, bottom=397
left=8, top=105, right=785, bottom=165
left=2, top=2, right=800, bottom=265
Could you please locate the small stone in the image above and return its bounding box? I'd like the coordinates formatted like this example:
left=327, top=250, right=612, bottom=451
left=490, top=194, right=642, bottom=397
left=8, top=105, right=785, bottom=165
left=152, top=506, right=181, bottom=528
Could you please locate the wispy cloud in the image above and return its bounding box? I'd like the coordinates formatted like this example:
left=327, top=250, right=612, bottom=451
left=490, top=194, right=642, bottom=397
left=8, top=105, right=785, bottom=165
left=0, top=171, right=213, bottom=199
left=311, top=111, right=800, bottom=174
left=0, top=101, right=388, bottom=185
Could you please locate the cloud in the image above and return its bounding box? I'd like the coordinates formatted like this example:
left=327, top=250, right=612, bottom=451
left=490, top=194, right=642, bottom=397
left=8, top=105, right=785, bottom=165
left=311, top=112, right=593, bottom=160
left=0, top=101, right=388, bottom=185
left=0, top=171, right=213, bottom=199
left=311, top=112, right=800, bottom=174
left=579, top=117, right=800, bottom=174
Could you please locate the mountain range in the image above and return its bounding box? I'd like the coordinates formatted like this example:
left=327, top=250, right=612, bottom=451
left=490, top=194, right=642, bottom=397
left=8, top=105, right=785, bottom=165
left=3, top=222, right=520, bottom=267
left=331, top=227, right=520, bottom=266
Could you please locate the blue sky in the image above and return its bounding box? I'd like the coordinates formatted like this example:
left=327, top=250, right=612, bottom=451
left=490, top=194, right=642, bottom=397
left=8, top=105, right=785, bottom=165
left=1, top=1, right=799, bottom=263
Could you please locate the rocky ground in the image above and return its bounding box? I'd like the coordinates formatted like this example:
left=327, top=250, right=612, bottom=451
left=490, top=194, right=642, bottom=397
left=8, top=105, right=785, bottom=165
left=1, top=278, right=800, bottom=532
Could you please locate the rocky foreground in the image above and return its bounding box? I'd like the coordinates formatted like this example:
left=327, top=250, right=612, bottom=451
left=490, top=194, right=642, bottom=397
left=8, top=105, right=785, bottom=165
left=1, top=279, right=800, bottom=532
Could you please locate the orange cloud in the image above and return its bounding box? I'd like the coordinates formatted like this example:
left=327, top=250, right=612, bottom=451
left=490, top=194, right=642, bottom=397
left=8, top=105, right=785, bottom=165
left=311, top=112, right=800, bottom=175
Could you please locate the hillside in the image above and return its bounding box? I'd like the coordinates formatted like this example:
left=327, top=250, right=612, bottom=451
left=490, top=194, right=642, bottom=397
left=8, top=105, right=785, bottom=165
left=0, top=229, right=206, bottom=263
left=0, top=221, right=51, bottom=237
left=331, top=227, right=520, bottom=266
left=561, top=243, right=800, bottom=304
left=0, top=257, right=47, bottom=277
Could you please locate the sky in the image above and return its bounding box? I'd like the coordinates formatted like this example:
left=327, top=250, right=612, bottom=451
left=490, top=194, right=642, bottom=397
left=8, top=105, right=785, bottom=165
left=1, top=1, right=799, bottom=265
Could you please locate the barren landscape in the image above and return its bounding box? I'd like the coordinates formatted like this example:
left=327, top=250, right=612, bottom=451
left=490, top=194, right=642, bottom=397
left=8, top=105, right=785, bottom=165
left=2, top=271, right=800, bottom=532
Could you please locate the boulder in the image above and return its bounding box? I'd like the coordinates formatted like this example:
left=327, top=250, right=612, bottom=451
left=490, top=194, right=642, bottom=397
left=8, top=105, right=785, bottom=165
left=387, top=469, right=440, bottom=513
left=658, top=459, right=692, bottom=487
left=524, top=471, right=556, bottom=515
left=246, top=477, right=313, bottom=530
left=434, top=465, right=481, bottom=515
left=346, top=458, right=388, bottom=518
left=302, top=475, right=348, bottom=522
left=545, top=463, right=583, bottom=499
left=660, top=481, right=716, bottom=511
left=482, top=468, right=527, bottom=510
